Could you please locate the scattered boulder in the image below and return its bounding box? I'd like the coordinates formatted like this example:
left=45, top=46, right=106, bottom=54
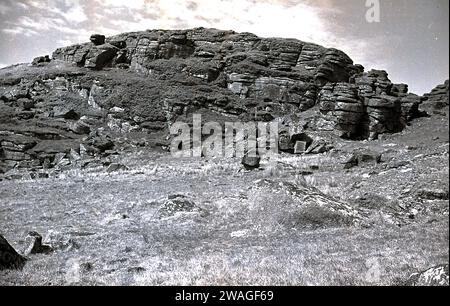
left=279, top=131, right=294, bottom=153
left=69, top=120, right=91, bottom=135
left=17, top=98, right=35, bottom=110
left=23, top=232, right=53, bottom=255
left=91, top=137, right=114, bottom=153
left=158, top=195, right=198, bottom=217
left=84, top=44, right=118, bottom=70
left=405, top=264, right=449, bottom=286
left=279, top=132, right=314, bottom=154
left=250, top=179, right=360, bottom=230
left=106, top=163, right=128, bottom=173
left=417, top=188, right=449, bottom=201
left=44, top=231, right=81, bottom=251
left=344, top=149, right=382, bottom=169
left=0, top=234, right=27, bottom=270
left=242, top=151, right=261, bottom=170
left=305, top=139, right=333, bottom=154
left=53, top=107, right=80, bottom=120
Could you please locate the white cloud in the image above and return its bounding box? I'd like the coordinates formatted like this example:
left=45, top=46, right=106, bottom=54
left=0, top=63, right=8, bottom=69
left=85, top=0, right=335, bottom=45
left=0, top=2, right=12, bottom=15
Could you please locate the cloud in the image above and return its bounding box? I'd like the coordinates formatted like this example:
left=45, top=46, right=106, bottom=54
left=0, top=0, right=447, bottom=94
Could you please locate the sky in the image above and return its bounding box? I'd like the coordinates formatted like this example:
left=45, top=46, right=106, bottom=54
left=0, top=0, right=448, bottom=94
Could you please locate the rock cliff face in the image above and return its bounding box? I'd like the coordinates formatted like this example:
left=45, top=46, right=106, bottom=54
left=421, top=80, right=449, bottom=114
left=0, top=28, right=448, bottom=174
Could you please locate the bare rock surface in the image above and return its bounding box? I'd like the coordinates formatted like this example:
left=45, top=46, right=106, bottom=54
left=1, top=29, right=448, bottom=176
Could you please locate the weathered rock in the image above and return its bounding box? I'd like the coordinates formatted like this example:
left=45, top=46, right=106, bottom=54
left=69, top=120, right=91, bottom=135
left=0, top=234, right=26, bottom=270
left=344, top=149, right=382, bottom=169
left=305, top=139, right=333, bottom=154
left=318, top=83, right=366, bottom=139
left=158, top=195, right=198, bottom=217
left=53, top=107, right=80, bottom=120
left=279, top=132, right=314, bottom=154
left=106, top=163, right=128, bottom=173
left=17, top=98, right=35, bottom=110
left=24, top=232, right=53, bottom=256
left=31, top=55, right=51, bottom=66
left=294, top=141, right=308, bottom=154
left=405, top=264, right=449, bottom=286
left=31, top=140, right=80, bottom=155
left=421, top=80, right=449, bottom=114
left=401, top=93, right=423, bottom=122
left=417, top=188, right=449, bottom=200
left=90, top=34, right=106, bottom=46
left=0, top=29, right=447, bottom=173
left=250, top=179, right=360, bottom=229
left=84, top=44, right=118, bottom=70
left=91, top=137, right=114, bottom=153
left=242, top=151, right=261, bottom=170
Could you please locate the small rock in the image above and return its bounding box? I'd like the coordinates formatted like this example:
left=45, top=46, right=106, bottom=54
left=388, top=160, right=410, bottom=169
left=343, top=155, right=359, bottom=169
left=294, top=141, right=308, bottom=154
left=17, top=98, right=35, bottom=110
left=344, top=150, right=382, bottom=169
left=110, top=107, right=125, bottom=113
left=106, top=163, right=128, bottom=173
left=24, top=232, right=53, bottom=256
left=53, top=153, right=66, bottom=165
left=53, top=107, right=80, bottom=120
left=417, top=188, right=449, bottom=200
left=158, top=195, right=197, bottom=217
left=92, top=137, right=114, bottom=152
left=241, top=151, right=261, bottom=170
left=69, top=149, right=82, bottom=162
left=29, top=172, right=49, bottom=179
left=69, top=121, right=91, bottom=135
left=128, top=267, right=146, bottom=274
left=80, top=262, right=94, bottom=273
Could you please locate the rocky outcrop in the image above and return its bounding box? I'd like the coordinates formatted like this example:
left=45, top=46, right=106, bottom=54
left=52, top=28, right=362, bottom=107
left=316, top=70, right=423, bottom=139
left=421, top=80, right=449, bottom=114
left=0, top=28, right=447, bottom=174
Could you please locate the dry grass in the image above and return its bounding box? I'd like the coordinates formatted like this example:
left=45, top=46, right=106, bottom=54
left=0, top=150, right=448, bottom=286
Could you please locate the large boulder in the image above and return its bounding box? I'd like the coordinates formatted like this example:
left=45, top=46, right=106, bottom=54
left=0, top=234, right=27, bottom=270
left=31, top=55, right=51, bottom=66
left=90, top=34, right=106, bottom=46
left=84, top=44, right=118, bottom=70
